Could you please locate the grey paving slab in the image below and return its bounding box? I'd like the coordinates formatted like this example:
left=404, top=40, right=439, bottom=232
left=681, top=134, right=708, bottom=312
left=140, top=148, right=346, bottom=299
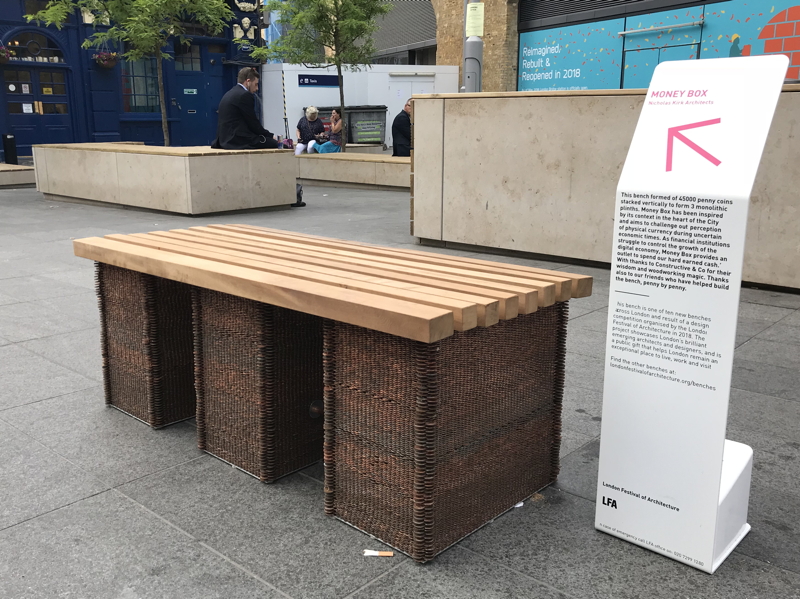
left=561, top=386, right=604, bottom=438
left=567, top=301, right=597, bottom=320
left=756, top=320, right=800, bottom=346
left=736, top=302, right=796, bottom=325
left=0, top=290, right=18, bottom=306
left=553, top=439, right=600, bottom=502
left=565, top=352, right=605, bottom=392
left=0, top=491, right=283, bottom=599
left=0, top=419, right=109, bottom=530
left=735, top=337, right=800, bottom=371
left=40, top=267, right=97, bottom=291
left=350, top=545, right=569, bottom=599
left=299, top=459, right=325, bottom=484
left=565, top=326, right=607, bottom=360
left=119, top=456, right=404, bottom=599
left=3, top=185, right=800, bottom=598
left=560, top=428, right=596, bottom=459
left=740, top=287, right=800, bottom=310
left=0, top=345, right=97, bottom=411
left=735, top=484, right=800, bottom=575
left=463, top=487, right=800, bottom=599
left=19, top=327, right=102, bottom=382
left=30, top=292, right=100, bottom=329
left=726, top=426, right=800, bottom=496
left=460, top=488, right=608, bottom=592
left=0, top=299, right=96, bottom=342
left=2, top=386, right=202, bottom=487
left=0, top=257, right=66, bottom=278
left=0, top=263, right=31, bottom=280
left=727, top=388, right=800, bottom=445
left=783, top=310, right=800, bottom=327
left=568, top=307, right=608, bottom=332
left=731, top=358, right=800, bottom=402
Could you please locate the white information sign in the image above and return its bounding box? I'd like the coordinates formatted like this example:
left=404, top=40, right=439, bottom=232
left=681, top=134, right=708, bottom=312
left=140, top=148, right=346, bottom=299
left=465, top=3, right=484, bottom=37
left=595, top=55, right=788, bottom=574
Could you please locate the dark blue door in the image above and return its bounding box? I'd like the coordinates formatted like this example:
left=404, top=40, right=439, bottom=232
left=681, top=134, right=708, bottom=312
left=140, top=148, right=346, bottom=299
left=2, top=67, right=73, bottom=155
left=173, top=42, right=227, bottom=146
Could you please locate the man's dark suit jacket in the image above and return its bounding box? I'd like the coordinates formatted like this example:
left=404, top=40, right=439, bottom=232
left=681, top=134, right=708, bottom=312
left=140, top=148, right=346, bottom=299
left=391, top=110, right=411, bottom=157
left=212, top=84, right=274, bottom=150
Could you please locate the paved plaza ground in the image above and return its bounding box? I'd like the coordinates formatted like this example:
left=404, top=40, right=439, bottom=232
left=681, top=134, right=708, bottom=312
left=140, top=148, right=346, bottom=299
left=1, top=185, right=799, bottom=598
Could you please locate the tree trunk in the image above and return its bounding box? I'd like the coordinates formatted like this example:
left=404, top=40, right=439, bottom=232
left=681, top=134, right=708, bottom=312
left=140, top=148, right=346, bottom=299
left=155, top=54, right=170, bottom=146
left=337, top=63, right=346, bottom=153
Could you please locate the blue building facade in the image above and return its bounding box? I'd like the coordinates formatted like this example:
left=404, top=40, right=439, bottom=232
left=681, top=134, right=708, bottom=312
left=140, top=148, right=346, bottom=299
left=0, top=0, right=261, bottom=157
left=517, top=0, right=800, bottom=91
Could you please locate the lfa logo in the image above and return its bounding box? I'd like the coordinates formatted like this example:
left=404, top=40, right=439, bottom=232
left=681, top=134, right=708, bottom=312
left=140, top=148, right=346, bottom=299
left=602, top=496, right=618, bottom=509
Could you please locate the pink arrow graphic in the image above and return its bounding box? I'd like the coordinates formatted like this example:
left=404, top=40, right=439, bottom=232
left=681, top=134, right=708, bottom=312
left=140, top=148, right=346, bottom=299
left=666, top=118, right=722, bottom=172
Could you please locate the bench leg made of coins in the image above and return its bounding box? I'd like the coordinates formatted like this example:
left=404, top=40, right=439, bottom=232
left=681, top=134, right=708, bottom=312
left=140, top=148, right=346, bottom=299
left=322, top=302, right=569, bottom=563
left=192, top=288, right=324, bottom=482
left=96, top=263, right=196, bottom=428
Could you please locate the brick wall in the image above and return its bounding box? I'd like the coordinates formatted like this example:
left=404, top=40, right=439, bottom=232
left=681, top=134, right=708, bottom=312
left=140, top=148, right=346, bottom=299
left=431, top=0, right=519, bottom=92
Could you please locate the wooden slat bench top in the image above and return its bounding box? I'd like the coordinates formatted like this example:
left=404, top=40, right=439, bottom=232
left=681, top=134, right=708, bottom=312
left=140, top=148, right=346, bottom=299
left=73, top=225, right=591, bottom=343
left=0, top=164, right=34, bottom=173
left=34, top=142, right=292, bottom=158
left=297, top=154, right=410, bottom=164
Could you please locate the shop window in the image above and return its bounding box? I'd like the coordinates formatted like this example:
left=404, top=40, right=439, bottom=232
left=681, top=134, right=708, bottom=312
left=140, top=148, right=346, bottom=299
left=24, top=0, right=50, bottom=14
left=121, top=58, right=160, bottom=112
left=41, top=102, right=68, bottom=114
left=5, top=32, right=65, bottom=64
left=39, top=71, right=66, bottom=96
left=208, top=44, right=227, bottom=55
left=175, top=44, right=201, bottom=71
left=4, top=70, right=33, bottom=95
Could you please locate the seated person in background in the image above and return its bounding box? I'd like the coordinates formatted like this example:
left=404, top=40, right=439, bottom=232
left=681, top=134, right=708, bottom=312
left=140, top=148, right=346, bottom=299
left=391, top=98, right=412, bottom=157
left=295, top=106, right=327, bottom=155
left=212, top=67, right=279, bottom=150
left=317, top=108, right=343, bottom=154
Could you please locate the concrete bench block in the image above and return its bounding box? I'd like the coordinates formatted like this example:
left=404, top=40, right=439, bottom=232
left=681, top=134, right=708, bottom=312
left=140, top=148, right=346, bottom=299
left=33, top=143, right=295, bottom=214
left=0, top=164, right=36, bottom=189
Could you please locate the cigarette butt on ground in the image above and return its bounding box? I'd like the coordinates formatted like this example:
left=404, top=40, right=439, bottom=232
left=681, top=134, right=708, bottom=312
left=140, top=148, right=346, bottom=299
left=363, top=550, right=394, bottom=557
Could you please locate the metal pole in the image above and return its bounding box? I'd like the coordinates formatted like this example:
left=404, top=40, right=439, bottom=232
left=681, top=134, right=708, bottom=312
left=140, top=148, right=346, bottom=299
left=462, top=0, right=483, bottom=93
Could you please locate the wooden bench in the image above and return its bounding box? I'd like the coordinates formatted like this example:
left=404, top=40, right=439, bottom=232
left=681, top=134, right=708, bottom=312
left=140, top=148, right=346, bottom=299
left=0, top=163, right=35, bottom=189
left=34, top=143, right=296, bottom=214
left=73, top=225, right=592, bottom=562
left=296, top=153, right=410, bottom=190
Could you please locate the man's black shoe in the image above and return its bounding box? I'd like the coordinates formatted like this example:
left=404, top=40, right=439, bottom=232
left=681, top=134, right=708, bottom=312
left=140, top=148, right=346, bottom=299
left=290, top=201, right=307, bottom=207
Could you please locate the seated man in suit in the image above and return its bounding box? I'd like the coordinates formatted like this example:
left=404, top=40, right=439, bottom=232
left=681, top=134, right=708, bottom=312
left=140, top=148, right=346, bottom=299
left=212, top=67, right=280, bottom=150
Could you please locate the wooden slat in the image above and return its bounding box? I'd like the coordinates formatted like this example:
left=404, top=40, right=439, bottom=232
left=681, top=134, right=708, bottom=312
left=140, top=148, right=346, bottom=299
left=150, top=229, right=523, bottom=316
left=74, top=237, right=453, bottom=343
left=157, top=228, right=545, bottom=312
left=120, top=232, right=501, bottom=326
left=108, top=234, right=480, bottom=332
left=197, top=225, right=572, bottom=302
left=214, top=224, right=592, bottom=298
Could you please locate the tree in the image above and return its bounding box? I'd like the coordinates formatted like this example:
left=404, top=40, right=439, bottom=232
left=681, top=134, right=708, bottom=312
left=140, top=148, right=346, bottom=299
left=255, top=0, right=391, bottom=151
left=27, top=0, right=234, bottom=146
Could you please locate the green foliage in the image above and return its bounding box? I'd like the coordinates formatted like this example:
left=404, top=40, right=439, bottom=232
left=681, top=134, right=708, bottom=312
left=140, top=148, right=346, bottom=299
left=256, top=0, right=391, bottom=68
left=26, top=0, right=234, bottom=59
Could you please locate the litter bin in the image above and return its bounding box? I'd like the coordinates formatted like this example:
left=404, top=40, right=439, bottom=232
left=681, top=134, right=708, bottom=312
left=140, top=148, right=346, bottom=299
left=312, top=105, right=387, bottom=144
left=2, top=134, right=18, bottom=165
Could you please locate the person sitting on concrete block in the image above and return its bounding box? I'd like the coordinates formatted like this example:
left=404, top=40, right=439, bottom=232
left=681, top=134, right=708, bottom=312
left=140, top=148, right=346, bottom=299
left=212, top=67, right=280, bottom=150
left=296, top=106, right=327, bottom=155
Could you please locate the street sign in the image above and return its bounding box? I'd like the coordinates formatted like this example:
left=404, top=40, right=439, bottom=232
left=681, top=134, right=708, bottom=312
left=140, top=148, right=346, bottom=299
left=595, top=55, right=789, bottom=574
